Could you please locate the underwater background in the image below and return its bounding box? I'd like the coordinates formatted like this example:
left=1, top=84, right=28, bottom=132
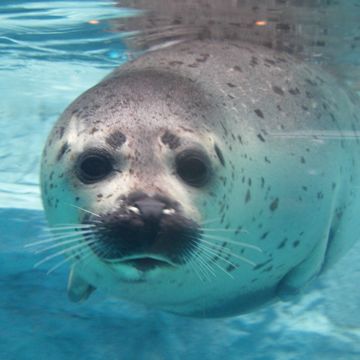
left=1, top=1, right=359, bottom=359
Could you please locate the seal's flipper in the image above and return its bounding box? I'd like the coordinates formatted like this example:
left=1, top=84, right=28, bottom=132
left=67, top=267, right=95, bottom=303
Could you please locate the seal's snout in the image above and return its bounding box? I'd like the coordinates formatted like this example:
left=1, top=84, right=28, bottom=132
left=86, top=191, right=201, bottom=269
left=126, top=191, right=178, bottom=222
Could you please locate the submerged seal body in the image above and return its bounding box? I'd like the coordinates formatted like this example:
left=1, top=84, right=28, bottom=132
left=40, top=41, right=360, bottom=317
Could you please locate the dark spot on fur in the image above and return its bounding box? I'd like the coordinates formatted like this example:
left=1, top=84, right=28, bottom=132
left=233, top=65, right=242, bottom=72
left=226, top=264, right=237, bottom=272
left=277, top=238, right=288, bottom=249
left=161, top=130, right=180, bottom=150
left=168, top=60, right=184, bottom=66
left=214, top=144, right=225, bottom=167
left=273, top=86, right=284, bottom=96
left=270, top=198, right=279, bottom=211
left=293, top=240, right=300, bottom=248
left=58, top=126, right=65, bottom=139
left=265, top=58, right=276, bottom=65
left=235, top=226, right=243, bottom=235
left=289, top=88, right=300, bottom=95
left=106, top=131, right=126, bottom=149
left=317, top=192, right=324, bottom=199
left=260, top=231, right=269, bottom=240
left=227, top=82, right=236, bottom=88
left=306, top=78, right=317, bottom=86
left=254, top=259, right=272, bottom=270
left=257, top=133, right=266, bottom=142
left=245, top=189, right=251, bottom=203
left=196, top=54, right=209, bottom=63
left=254, top=109, right=264, bottom=118
left=250, top=56, right=258, bottom=66
left=56, top=142, right=69, bottom=161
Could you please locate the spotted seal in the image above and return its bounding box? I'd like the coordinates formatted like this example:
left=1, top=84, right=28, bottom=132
left=40, top=40, right=360, bottom=317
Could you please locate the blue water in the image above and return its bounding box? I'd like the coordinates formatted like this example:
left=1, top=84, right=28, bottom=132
left=1, top=1, right=360, bottom=359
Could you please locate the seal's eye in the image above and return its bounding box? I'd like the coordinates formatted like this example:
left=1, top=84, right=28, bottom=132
left=175, top=150, right=211, bottom=187
left=76, top=150, right=113, bottom=183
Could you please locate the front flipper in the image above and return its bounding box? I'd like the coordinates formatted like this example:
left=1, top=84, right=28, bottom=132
left=67, top=267, right=96, bottom=303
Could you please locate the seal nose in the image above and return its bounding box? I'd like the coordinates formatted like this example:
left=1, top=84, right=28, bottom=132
left=133, top=196, right=166, bottom=221
left=126, top=191, right=174, bottom=222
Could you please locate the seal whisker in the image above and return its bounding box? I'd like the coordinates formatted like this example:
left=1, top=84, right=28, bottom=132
left=34, top=235, right=92, bottom=254
left=195, top=250, right=217, bottom=279
left=46, top=246, right=95, bottom=275
left=37, top=229, right=95, bottom=242
left=195, top=244, right=235, bottom=280
left=74, top=236, right=105, bottom=268
left=26, top=229, right=95, bottom=247
left=67, top=203, right=101, bottom=218
left=201, top=228, right=249, bottom=234
left=42, top=224, right=95, bottom=232
left=188, top=248, right=214, bottom=282
left=199, top=238, right=257, bottom=267
left=183, top=249, right=206, bottom=283
left=34, top=240, right=97, bottom=269
left=201, top=234, right=263, bottom=253
left=194, top=239, right=238, bottom=273
left=201, top=218, right=221, bottom=225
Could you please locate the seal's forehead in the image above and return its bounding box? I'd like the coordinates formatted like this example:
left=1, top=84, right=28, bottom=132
left=61, top=69, right=219, bottom=132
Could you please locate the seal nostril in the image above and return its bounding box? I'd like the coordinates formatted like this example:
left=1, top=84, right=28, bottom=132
left=128, top=206, right=140, bottom=215
left=163, top=208, right=176, bottom=215
left=134, top=197, right=166, bottom=221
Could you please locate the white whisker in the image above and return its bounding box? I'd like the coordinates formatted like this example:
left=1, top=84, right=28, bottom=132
left=67, top=203, right=101, bottom=217
left=47, top=246, right=94, bottom=275
left=202, top=228, right=249, bottom=234
left=190, top=248, right=215, bottom=281
left=201, top=217, right=220, bottom=225
left=196, top=240, right=237, bottom=271
left=26, top=229, right=95, bottom=247
left=201, top=234, right=263, bottom=252
left=195, top=250, right=217, bottom=278
left=183, top=249, right=204, bottom=283
left=188, top=248, right=211, bottom=282
left=35, top=236, right=88, bottom=254
left=199, top=238, right=257, bottom=267
left=42, top=224, right=95, bottom=232
left=195, top=244, right=234, bottom=279
left=34, top=240, right=96, bottom=269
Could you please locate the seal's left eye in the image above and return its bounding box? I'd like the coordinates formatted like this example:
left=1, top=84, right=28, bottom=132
left=76, top=150, right=113, bottom=183
left=175, top=149, right=211, bottom=187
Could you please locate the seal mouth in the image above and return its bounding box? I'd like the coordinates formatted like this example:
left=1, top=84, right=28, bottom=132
left=107, top=255, right=176, bottom=272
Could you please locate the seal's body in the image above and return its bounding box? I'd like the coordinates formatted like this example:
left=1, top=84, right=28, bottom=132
left=41, top=41, right=360, bottom=317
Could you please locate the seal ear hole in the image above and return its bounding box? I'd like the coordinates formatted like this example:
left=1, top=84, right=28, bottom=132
left=175, top=149, right=211, bottom=187
left=76, top=149, right=114, bottom=184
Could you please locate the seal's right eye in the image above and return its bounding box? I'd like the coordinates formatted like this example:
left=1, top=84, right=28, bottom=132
left=76, top=150, right=113, bottom=183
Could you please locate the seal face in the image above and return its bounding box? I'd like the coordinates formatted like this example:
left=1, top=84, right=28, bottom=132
left=40, top=40, right=360, bottom=317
